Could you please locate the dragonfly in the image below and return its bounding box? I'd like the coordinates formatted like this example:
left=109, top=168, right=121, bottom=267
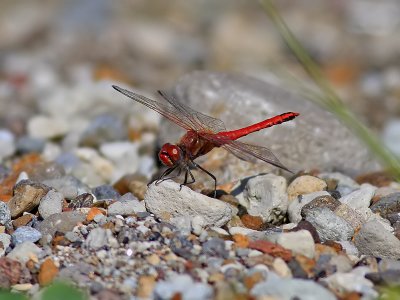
left=113, top=85, right=299, bottom=197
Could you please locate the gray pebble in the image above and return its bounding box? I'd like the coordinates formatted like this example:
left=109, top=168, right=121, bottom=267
left=11, top=226, right=42, bottom=245
left=305, top=207, right=354, bottom=242
left=354, top=220, right=400, bottom=259
left=0, top=201, right=11, bottom=225
left=38, top=190, right=64, bottom=219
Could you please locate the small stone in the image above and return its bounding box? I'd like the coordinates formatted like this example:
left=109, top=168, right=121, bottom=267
left=64, top=231, right=80, bottom=243
left=80, top=114, right=127, bottom=148
left=276, top=230, right=315, bottom=258
left=7, top=180, right=50, bottom=218
left=92, top=184, right=121, bottom=200
left=288, top=191, right=331, bottom=223
left=38, top=190, right=63, bottom=219
left=68, top=193, right=94, bottom=209
left=0, top=257, right=21, bottom=288
left=136, top=275, right=156, bottom=299
left=37, top=211, right=86, bottom=245
left=339, top=183, right=377, bottom=210
left=319, top=172, right=360, bottom=189
left=251, top=278, right=336, bottom=300
left=108, top=194, right=146, bottom=216
left=354, top=220, right=400, bottom=259
left=42, top=175, right=91, bottom=199
left=272, top=257, right=292, bottom=278
left=38, top=258, right=58, bottom=286
left=11, top=226, right=42, bottom=245
left=0, top=233, right=11, bottom=257
left=0, top=201, right=11, bottom=225
left=334, top=203, right=365, bottom=230
left=28, top=115, right=69, bottom=139
left=366, top=270, right=400, bottom=285
left=86, top=207, right=106, bottom=222
left=239, top=174, right=288, bottom=222
left=145, top=181, right=234, bottom=227
left=146, top=254, right=160, bottom=266
left=232, top=234, right=249, bottom=248
left=322, top=268, right=377, bottom=299
left=287, top=175, right=327, bottom=200
left=243, top=272, right=265, bottom=290
left=15, top=136, right=45, bottom=155
left=12, top=214, right=34, bottom=228
left=370, top=192, right=400, bottom=219
left=113, top=174, right=148, bottom=200
left=85, top=228, right=118, bottom=250
left=191, top=215, right=206, bottom=236
left=7, top=241, right=42, bottom=264
left=248, top=240, right=292, bottom=261
left=202, top=238, right=229, bottom=259
left=0, top=129, right=16, bottom=161
left=300, top=195, right=341, bottom=218
left=356, top=171, right=393, bottom=187
left=241, top=214, right=264, bottom=230
left=305, top=207, right=354, bottom=242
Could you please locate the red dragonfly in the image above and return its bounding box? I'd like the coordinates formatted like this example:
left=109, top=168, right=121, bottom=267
left=113, top=85, right=299, bottom=196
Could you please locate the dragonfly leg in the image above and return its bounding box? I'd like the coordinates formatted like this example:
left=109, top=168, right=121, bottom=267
left=192, top=161, right=217, bottom=198
left=151, top=165, right=179, bottom=186
left=179, top=168, right=196, bottom=191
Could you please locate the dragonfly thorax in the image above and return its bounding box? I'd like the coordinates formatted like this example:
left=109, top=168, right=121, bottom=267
left=159, top=143, right=183, bottom=167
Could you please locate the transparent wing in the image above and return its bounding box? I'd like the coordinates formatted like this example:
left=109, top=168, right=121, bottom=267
left=157, top=90, right=226, bottom=133
left=113, top=85, right=196, bottom=130
left=200, top=132, right=290, bottom=172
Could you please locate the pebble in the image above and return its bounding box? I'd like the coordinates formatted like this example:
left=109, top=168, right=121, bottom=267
left=370, top=192, right=400, bottom=218
left=339, top=183, right=377, bottom=210
left=0, top=129, right=16, bottom=161
left=11, top=226, right=42, bottom=245
left=276, top=230, right=315, bottom=258
left=43, top=175, right=91, bottom=199
left=92, top=184, right=121, bottom=200
left=0, top=233, right=11, bottom=256
left=38, top=190, right=63, bottom=219
left=7, top=241, right=42, bottom=264
left=288, top=191, right=331, bottom=223
left=37, top=211, right=86, bottom=245
left=153, top=274, right=213, bottom=300
left=80, top=114, right=127, bottom=147
left=300, top=195, right=341, bottom=218
left=239, top=174, right=288, bottom=222
left=305, top=207, right=354, bottom=242
left=15, top=136, right=45, bottom=155
left=7, top=180, right=50, bottom=218
left=251, top=277, right=336, bottom=300
left=287, top=175, right=327, bottom=200
left=318, top=172, right=360, bottom=189
left=202, top=238, right=229, bottom=259
left=85, top=228, right=118, bottom=250
left=145, top=181, right=235, bottom=227
left=107, top=194, right=146, bottom=216
left=322, top=268, right=377, bottom=298
left=27, top=115, right=70, bottom=139
left=0, top=201, right=11, bottom=225
left=354, top=220, right=400, bottom=259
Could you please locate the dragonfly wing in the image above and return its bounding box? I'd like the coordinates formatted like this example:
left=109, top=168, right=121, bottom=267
left=222, top=139, right=291, bottom=172
left=158, top=90, right=226, bottom=133
left=199, top=132, right=289, bottom=171
left=113, top=86, right=195, bottom=131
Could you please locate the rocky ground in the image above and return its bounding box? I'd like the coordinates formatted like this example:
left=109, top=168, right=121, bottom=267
left=1, top=1, right=400, bottom=300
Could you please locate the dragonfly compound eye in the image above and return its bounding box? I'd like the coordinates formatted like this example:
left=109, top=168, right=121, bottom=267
left=159, top=143, right=182, bottom=167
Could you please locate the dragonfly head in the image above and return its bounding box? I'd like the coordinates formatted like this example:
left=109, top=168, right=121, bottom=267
left=159, top=143, right=183, bottom=167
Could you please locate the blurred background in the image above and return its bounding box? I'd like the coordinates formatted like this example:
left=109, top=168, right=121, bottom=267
left=0, top=0, right=399, bottom=184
